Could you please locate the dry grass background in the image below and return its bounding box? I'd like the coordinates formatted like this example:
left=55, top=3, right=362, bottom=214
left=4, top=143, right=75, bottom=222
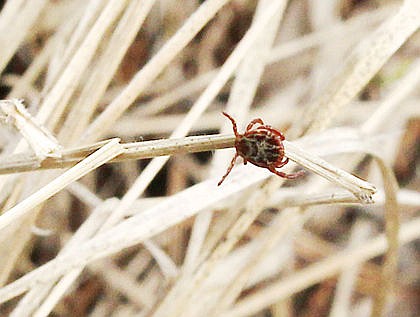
left=0, top=0, right=418, bottom=316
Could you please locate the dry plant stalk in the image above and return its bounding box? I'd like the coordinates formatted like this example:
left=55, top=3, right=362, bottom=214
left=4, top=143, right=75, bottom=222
left=0, top=133, right=376, bottom=202
left=0, top=139, right=123, bottom=231
left=295, top=0, right=420, bottom=136
left=0, top=99, right=62, bottom=158
left=0, top=0, right=418, bottom=316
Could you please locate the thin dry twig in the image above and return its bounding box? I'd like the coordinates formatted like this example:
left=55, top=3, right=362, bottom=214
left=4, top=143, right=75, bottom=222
left=39, top=0, right=128, bottom=128
left=223, top=216, right=420, bottom=317
left=0, top=0, right=48, bottom=74
left=0, top=139, right=123, bottom=231
left=82, top=0, right=232, bottom=142
left=0, top=130, right=379, bottom=306
left=329, top=220, right=371, bottom=317
left=295, top=0, right=420, bottom=136
left=369, top=156, right=400, bottom=317
left=0, top=133, right=376, bottom=202
left=59, top=0, right=155, bottom=146
left=207, top=207, right=307, bottom=317
left=0, top=134, right=234, bottom=174
left=0, top=99, right=62, bottom=159
left=0, top=1, right=417, bottom=316
left=9, top=199, right=118, bottom=317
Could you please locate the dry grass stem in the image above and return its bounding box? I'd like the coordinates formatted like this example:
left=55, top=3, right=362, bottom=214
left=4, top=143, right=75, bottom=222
left=296, top=0, right=420, bottom=135
left=0, top=0, right=48, bottom=74
left=0, top=1, right=417, bottom=316
left=60, top=0, right=155, bottom=146
left=224, top=216, right=420, bottom=317
left=38, top=0, right=127, bottom=127
left=0, top=133, right=376, bottom=204
left=329, top=220, right=372, bottom=317
left=208, top=207, right=307, bottom=317
left=0, top=134, right=234, bottom=174
left=0, top=99, right=62, bottom=158
left=9, top=199, right=117, bottom=317
left=369, top=157, right=400, bottom=317
left=0, top=139, right=123, bottom=231
left=284, top=141, right=376, bottom=202
left=83, top=0, right=232, bottom=142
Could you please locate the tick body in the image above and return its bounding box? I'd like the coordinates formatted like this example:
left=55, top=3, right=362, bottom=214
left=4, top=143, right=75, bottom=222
left=218, top=112, right=304, bottom=186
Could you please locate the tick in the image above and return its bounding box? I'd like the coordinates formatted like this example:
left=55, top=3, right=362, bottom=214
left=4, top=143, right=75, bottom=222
left=218, top=112, right=304, bottom=186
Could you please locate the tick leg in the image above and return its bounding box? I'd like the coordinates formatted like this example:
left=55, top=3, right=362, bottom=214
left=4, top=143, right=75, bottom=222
left=222, top=112, right=239, bottom=137
left=218, top=154, right=238, bottom=186
left=268, top=165, right=305, bottom=179
left=246, top=118, right=264, bottom=131
left=275, top=157, right=289, bottom=168
left=268, top=127, right=285, bottom=140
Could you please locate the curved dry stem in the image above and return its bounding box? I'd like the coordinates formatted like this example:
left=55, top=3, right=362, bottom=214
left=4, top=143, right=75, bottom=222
left=369, top=156, right=400, bottom=317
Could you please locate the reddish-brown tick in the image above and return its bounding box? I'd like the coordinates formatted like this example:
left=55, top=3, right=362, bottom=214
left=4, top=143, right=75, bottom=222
left=218, top=112, right=304, bottom=186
